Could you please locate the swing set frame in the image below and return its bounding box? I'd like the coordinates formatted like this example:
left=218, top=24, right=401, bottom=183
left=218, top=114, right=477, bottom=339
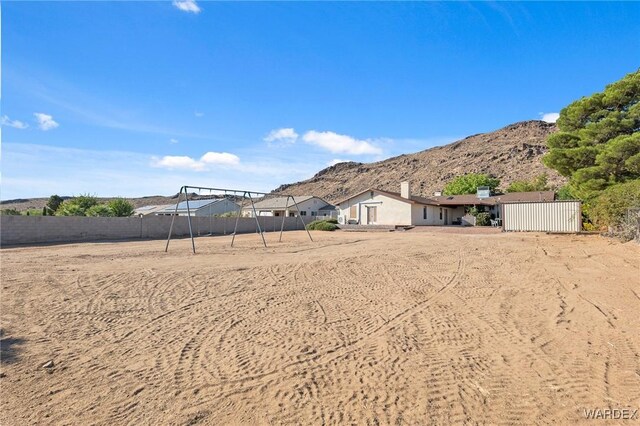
left=165, top=185, right=313, bottom=254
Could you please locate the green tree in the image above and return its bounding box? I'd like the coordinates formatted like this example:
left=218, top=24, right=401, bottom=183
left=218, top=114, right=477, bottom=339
left=543, top=70, right=640, bottom=197
left=86, top=205, right=114, bottom=217
left=443, top=173, right=500, bottom=195
left=506, top=174, right=549, bottom=193
left=46, top=195, right=64, bottom=213
left=56, top=194, right=99, bottom=216
left=107, top=198, right=135, bottom=217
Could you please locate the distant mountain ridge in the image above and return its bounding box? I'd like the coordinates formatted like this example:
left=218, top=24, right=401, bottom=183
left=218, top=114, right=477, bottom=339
left=272, top=120, right=566, bottom=203
left=2, top=120, right=565, bottom=211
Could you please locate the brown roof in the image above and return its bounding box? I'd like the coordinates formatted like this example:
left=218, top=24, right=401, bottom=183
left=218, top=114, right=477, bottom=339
left=432, top=191, right=555, bottom=206
left=337, top=189, right=555, bottom=207
left=335, top=188, right=440, bottom=206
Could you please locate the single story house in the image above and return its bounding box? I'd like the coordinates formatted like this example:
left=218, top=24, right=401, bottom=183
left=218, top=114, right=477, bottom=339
left=242, top=195, right=336, bottom=218
left=336, top=181, right=556, bottom=227
left=336, top=182, right=454, bottom=226
left=156, top=198, right=240, bottom=217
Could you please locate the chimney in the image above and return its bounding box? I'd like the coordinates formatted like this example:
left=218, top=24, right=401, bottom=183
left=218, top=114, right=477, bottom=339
left=401, top=181, right=411, bottom=199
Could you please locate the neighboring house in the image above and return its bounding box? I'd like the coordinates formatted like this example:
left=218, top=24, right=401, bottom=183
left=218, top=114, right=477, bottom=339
left=336, top=181, right=556, bottom=227
left=133, top=204, right=174, bottom=216
left=242, top=196, right=336, bottom=218
left=336, top=182, right=453, bottom=226
left=156, top=198, right=240, bottom=216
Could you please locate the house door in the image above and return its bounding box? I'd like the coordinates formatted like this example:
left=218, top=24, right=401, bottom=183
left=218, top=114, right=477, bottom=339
left=444, top=209, right=448, bottom=225
left=366, top=206, right=377, bottom=224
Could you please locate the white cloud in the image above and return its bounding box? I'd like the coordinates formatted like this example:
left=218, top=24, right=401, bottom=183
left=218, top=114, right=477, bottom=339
left=194, top=111, right=204, bottom=118
left=1, top=143, right=327, bottom=199
left=172, top=0, right=201, bottom=13
left=540, top=112, right=559, bottom=123
left=1, top=115, right=28, bottom=129
left=154, top=155, right=205, bottom=171
left=302, top=130, right=382, bottom=155
left=200, top=152, right=240, bottom=166
left=152, top=151, right=240, bottom=171
left=169, top=138, right=179, bottom=144
left=264, top=128, right=298, bottom=145
left=33, top=113, right=59, bottom=131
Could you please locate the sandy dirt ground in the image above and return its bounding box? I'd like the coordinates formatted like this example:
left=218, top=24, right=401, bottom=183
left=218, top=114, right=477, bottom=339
left=1, top=230, right=639, bottom=425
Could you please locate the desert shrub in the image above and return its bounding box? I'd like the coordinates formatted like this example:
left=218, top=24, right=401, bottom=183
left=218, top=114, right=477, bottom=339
left=506, top=174, right=548, bottom=193
left=0, top=208, right=21, bottom=215
left=587, top=180, right=640, bottom=227
left=306, top=220, right=338, bottom=231
left=24, top=209, right=43, bottom=216
left=325, top=218, right=338, bottom=224
left=475, top=212, right=491, bottom=226
left=465, top=206, right=479, bottom=216
left=108, top=198, right=134, bottom=217
left=86, top=205, right=114, bottom=217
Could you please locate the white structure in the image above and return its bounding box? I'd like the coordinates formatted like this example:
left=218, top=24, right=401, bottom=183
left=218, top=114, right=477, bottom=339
left=242, top=196, right=336, bottom=218
left=502, top=201, right=582, bottom=233
left=134, top=204, right=173, bottom=216
left=157, top=199, right=240, bottom=217
left=336, top=182, right=453, bottom=226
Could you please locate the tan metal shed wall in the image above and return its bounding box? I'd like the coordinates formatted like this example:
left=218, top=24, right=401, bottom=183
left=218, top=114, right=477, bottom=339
left=502, top=201, right=581, bottom=233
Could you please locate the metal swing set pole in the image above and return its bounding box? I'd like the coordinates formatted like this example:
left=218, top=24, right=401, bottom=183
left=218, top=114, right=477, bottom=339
left=185, top=186, right=196, bottom=254
left=231, top=191, right=246, bottom=248
left=165, top=185, right=185, bottom=252
left=278, top=195, right=290, bottom=242
left=290, top=195, right=314, bottom=242
left=166, top=185, right=313, bottom=252
left=248, top=192, right=267, bottom=248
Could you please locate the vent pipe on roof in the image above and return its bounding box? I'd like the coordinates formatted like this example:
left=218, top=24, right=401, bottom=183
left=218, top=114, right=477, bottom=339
left=401, top=181, right=411, bottom=199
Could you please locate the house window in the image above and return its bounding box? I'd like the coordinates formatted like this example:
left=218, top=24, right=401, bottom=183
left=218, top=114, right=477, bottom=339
left=311, top=211, right=317, bottom=216
left=350, top=205, right=357, bottom=219
left=300, top=211, right=307, bottom=216
left=423, top=207, right=427, bottom=219
left=439, top=208, right=443, bottom=220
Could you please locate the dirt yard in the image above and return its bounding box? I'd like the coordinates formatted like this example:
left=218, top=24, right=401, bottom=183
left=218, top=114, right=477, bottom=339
left=1, top=230, right=639, bottom=425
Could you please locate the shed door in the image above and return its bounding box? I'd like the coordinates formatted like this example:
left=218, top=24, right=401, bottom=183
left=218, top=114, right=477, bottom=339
left=367, top=206, right=377, bottom=224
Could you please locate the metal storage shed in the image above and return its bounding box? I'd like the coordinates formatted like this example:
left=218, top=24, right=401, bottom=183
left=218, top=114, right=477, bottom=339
left=501, top=200, right=582, bottom=233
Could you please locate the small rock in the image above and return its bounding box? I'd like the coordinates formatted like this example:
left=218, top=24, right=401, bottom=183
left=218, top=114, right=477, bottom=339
left=0, top=372, right=6, bottom=378
left=42, top=360, right=54, bottom=369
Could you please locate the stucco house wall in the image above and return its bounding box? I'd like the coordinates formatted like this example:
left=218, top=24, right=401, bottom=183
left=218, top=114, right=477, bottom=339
left=410, top=204, right=452, bottom=226
left=338, top=191, right=412, bottom=225
left=338, top=191, right=411, bottom=225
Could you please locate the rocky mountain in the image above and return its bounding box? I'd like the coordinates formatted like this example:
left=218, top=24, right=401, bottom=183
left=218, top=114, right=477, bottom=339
left=272, top=120, right=566, bottom=203
left=3, top=120, right=566, bottom=212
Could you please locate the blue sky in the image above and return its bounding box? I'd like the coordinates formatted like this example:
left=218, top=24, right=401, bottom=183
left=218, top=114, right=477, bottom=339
left=2, top=1, right=639, bottom=199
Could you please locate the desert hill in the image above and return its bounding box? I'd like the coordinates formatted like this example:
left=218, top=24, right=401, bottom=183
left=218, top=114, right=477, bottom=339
left=2, top=120, right=566, bottom=211
left=272, top=120, right=566, bottom=203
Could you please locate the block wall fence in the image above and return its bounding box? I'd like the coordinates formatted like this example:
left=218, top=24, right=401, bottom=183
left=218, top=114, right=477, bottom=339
left=0, top=215, right=312, bottom=246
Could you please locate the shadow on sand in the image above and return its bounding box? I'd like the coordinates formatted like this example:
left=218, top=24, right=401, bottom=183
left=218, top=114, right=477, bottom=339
left=0, top=328, right=25, bottom=364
